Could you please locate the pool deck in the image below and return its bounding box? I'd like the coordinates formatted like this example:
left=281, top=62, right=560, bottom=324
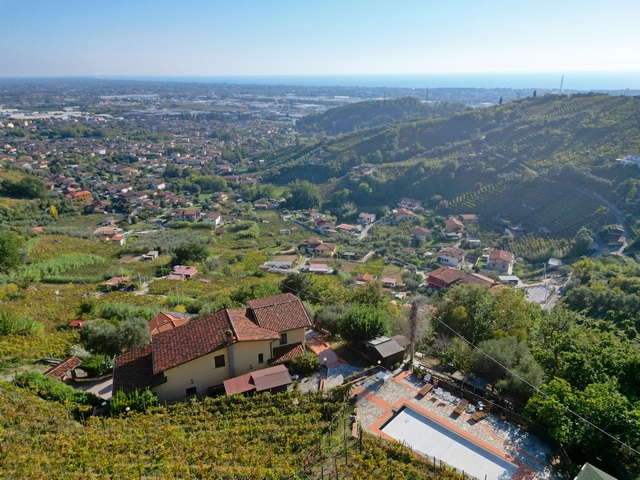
left=352, top=369, right=558, bottom=480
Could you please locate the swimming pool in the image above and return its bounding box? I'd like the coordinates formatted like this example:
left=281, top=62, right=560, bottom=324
left=381, top=406, right=518, bottom=480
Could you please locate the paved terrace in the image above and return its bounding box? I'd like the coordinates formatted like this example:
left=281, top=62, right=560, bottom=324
left=352, top=369, right=559, bottom=480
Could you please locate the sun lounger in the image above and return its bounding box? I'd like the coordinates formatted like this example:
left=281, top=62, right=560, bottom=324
left=418, top=383, right=433, bottom=396
left=453, top=398, right=469, bottom=415
left=470, top=409, right=488, bottom=423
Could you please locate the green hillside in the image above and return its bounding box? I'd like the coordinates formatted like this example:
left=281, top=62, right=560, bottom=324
left=296, top=96, right=469, bottom=136
left=262, top=93, right=640, bottom=240
left=0, top=382, right=464, bottom=479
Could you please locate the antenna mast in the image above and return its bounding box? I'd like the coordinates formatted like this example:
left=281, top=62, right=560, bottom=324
left=559, top=75, right=564, bottom=94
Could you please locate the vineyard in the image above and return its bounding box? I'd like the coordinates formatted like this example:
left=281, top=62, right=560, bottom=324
left=0, top=383, right=465, bottom=479
left=447, top=179, right=615, bottom=241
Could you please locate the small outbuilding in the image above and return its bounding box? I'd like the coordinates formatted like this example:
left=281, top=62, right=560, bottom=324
left=223, top=364, right=292, bottom=396
left=363, top=336, right=406, bottom=369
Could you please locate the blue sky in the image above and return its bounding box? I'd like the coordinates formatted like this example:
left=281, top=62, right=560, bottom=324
left=2, top=0, right=639, bottom=77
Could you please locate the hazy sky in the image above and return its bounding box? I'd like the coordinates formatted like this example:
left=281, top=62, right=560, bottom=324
left=2, top=0, right=639, bottom=77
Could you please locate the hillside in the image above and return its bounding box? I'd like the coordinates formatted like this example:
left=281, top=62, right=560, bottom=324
left=261, top=93, right=640, bottom=240
left=296, top=96, right=469, bottom=136
left=0, top=382, right=465, bottom=479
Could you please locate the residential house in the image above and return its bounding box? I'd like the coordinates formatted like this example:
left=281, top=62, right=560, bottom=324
left=444, top=217, right=464, bottom=233
left=458, top=214, right=478, bottom=224
left=427, top=266, right=466, bottom=290
left=381, top=277, right=397, bottom=288
left=314, top=243, right=337, bottom=257
left=355, top=273, right=376, bottom=284
left=352, top=163, right=376, bottom=175
left=172, top=208, right=201, bottom=222
left=335, top=224, right=357, bottom=234
left=436, top=247, right=467, bottom=267
left=202, top=211, right=224, bottom=227
left=411, top=227, right=432, bottom=239
left=487, top=249, right=514, bottom=275
left=358, top=212, right=376, bottom=225
left=111, top=235, right=126, bottom=246
left=392, top=208, right=417, bottom=223
left=148, top=311, right=191, bottom=335
left=113, top=293, right=312, bottom=402
left=299, top=237, right=324, bottom=254
left=308, top=263, right=333, bottom=274
left=65, top=190, right=93, bottom=206
left=166, top=265, right=198, bottom=281
left=398, top=198, right=422, bottom=210
left=461, top=273, right=498, bottom=289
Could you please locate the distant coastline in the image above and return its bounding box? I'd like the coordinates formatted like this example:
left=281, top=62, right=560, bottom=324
left=92, top=71, right=640, bottom=91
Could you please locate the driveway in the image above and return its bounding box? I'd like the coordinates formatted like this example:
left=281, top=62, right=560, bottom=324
left=71, top=376, right=113, bottom=400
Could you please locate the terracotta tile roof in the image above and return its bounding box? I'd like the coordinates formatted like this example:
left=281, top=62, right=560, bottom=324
left=113, top=344, right=166, bottom=394
left=152, top=311, right=234, bottom=374
left=428, top=266, right=466, bottom=285
left=270, top=342, right=305, bottom=365
left=227, top=308, right=279, bottom=342
left=461, top=273, right=497, bottom=288
left=148, top=311, right=191, bottom=335
left=489, top=249, right=514, bottom=263
left=43, top=356, right=83, bottom=379
left=247, top=293, right=312, bottom=333
left=223, top=364, right=292, bottom=395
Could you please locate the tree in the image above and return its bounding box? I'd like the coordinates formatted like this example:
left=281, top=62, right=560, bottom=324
left=533, top=90, right=537, bottom=98
left=118, top=317, right=152, bottom=353
left=407, top=296, right=429, bottom=366
left=286, top=180, right=321, bottom=210
left=0, top=231, right=23, bottom=273
left=232, top=280, right=281, bottom=304
left=280, top=273, right=314, bottom=302
left=338, top=305, right=390, bottom=344
left=80, top=321, right=122, bottom=356
left=171, top=242, right=208, bottom=265
left=499, top=96, right=503, bottom=105
left=49, top=205, right=58, bottom=220
left=349, top=281, right=387, bottom=308
left=314, top=304, right=347, bottom=333
left=437, top=284, right=493, bottom=344
left=573, top=227, right=594, bottom=256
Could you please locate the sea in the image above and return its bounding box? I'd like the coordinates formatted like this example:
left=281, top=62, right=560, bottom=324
left=101, top=72, right=640, bottom=91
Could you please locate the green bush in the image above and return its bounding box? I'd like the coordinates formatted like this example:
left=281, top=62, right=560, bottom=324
left=0, top=311, right=44, bottom=335
left=289, top=350, right=320, bottom=375
left=80, top=355, right=112, bottom=377
left=110, top=388, right=158, bottom=415
left=14, top=371, right=100, bottom=406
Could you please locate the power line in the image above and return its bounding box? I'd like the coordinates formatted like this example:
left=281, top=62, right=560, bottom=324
left=432, top=315, right=640, bottom=458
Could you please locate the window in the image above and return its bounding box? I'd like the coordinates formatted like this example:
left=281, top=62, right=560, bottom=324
left=258, top=353, right=264, bottom=364
left=185, top=387, right=197, bottom=396
left=214, top=354, right=225, bottom=368
left=279, top=333, right=287, bottom=345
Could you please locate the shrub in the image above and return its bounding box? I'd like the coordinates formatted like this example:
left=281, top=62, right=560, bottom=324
left=0, top=311, right=44, bottom=335
left=79, top=354, right=112, bottom=377
left=110, top=388, right=158, bottom=415
left=289, top=350, right=320, bottom=375
left=14, top=371, right=100, bottom=406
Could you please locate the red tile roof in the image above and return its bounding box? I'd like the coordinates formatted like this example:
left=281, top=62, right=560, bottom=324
left=227, top=308, right=280, bottom=342
left=428, top=266, right=466, bottom=285
left=152, top=311, right=233, bottom=374
left=223, top=364, right=292, bottom=395
left=113, top=344, right=166, bottom=394
left=148, top=311, right=191, bottom=335
left=246, top=293, right=312, bottom=333
left=270, top=342, right=305, bottom=365
left=489, top=249, right=514, bottom=263
left=43, top=356, right=83, bottom=379
left=68, top=319, right=85, bottom=328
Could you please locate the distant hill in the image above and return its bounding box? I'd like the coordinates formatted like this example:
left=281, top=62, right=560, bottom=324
left=296, top=96, right=469, bottom=136
left=259, top=93, right=640, bottom=240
